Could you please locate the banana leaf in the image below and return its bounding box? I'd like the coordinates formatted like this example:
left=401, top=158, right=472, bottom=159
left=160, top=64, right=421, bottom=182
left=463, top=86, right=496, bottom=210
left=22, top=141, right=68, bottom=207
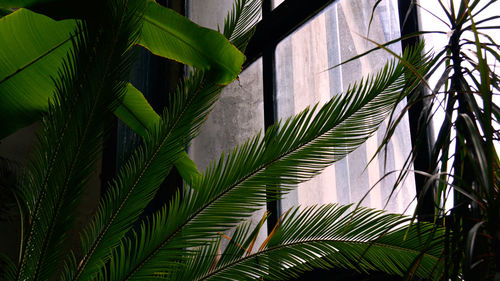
left=0, top=5, right=244, bottom=138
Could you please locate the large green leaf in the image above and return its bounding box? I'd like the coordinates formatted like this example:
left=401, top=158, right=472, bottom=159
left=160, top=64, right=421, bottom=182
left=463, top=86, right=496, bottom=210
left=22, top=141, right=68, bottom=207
left=0, top=3, right=245, bottom=138
left=0, top=1, right=234, bottom=188
left=175, top=150, right=202, bottom=185
left=114, top=83, right=161, bottom=137
left=0, top=11, right=153, bottom=138
left=115, top=83, right=201, bottom=185
left=140, top=1, right=245, bottom=85
left=0, top=8, right=76, bottom=138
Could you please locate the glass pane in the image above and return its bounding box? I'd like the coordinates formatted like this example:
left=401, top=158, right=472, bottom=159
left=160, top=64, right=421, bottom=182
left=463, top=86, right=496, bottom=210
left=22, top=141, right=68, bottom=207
left=276, top=0, right=416, bottom=213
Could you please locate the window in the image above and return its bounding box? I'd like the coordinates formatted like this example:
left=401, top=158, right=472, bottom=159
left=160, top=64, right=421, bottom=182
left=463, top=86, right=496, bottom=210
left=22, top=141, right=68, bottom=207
left=274, top=1, right=415, bottom=213
left=184, top=0, right=419, bottom=235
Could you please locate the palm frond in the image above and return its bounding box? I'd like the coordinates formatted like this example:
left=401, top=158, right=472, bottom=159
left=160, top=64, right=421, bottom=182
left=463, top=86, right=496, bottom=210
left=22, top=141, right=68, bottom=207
left=167, top=212, right=269, bottom=281
left=223, top=0, right=262, bottom=52
left=64, top=70, right=223, bottom=281
left=15, top=0, right=145, bottom=280
left=108, top=44, right=431, bottom=280
left=68, top=2, right=266, bottom=277
left=176, top=204, right=445, bottom=281
left=0, top=252, right=17, bottom=281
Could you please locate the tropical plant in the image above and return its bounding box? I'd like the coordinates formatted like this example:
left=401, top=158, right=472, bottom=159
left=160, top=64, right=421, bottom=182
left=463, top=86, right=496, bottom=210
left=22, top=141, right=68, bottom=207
left=0, top=0, right=245, bottom=180
left=348, top=0, right=500, bottom=279
left=0, top=0, right=445, bottom=280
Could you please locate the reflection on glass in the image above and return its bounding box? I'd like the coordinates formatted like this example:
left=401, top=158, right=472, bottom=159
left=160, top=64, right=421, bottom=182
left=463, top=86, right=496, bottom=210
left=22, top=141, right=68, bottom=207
left=276, top=0, right=416, bottom=214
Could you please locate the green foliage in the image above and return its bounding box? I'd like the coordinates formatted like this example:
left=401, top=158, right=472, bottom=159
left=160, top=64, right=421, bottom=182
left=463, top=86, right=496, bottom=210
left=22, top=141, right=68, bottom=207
left=222, top=0, right=261, bottom=51
left=359, top=1, right=500, bottom=279
left=0, top=8, right=75, bottom=137
left=100, top=45, right=435, bottom=281
left=114, top=83, right=161, bottom=137
left=0, top=1, right=243, bottom=139
left=14, top=0, right=146, bottom=278
left=140, top=1, right=245, bottom=85
left=173, top=204, right=444, bottom=281
left=0, top=0, right=446, bottom=280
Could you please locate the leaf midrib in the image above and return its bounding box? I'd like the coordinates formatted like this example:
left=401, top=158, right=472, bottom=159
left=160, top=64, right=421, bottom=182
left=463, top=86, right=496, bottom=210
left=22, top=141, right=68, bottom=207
left=196, top=237, right=441, bottom=281
left=0, top=34, right=74, bottom=85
